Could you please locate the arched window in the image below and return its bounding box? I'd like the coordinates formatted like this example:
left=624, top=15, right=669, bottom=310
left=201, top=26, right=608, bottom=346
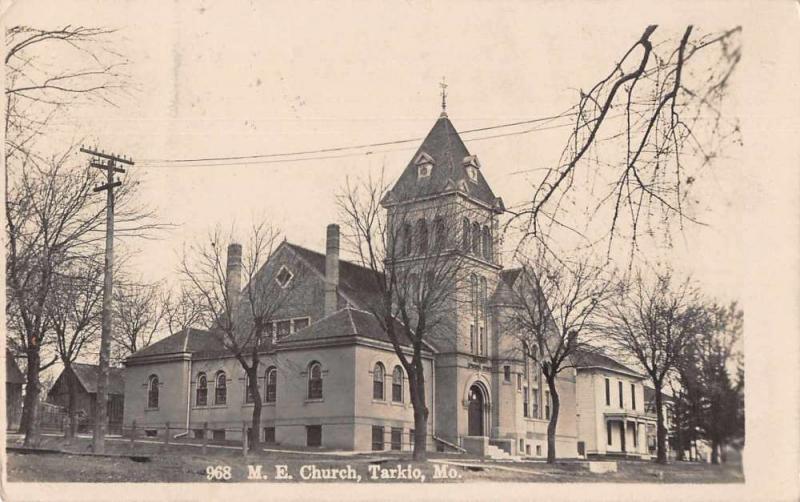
left=265, top=367, right=277, bottom=403
left=392, top=366, right=403, bottom=403
left=373, top=363, right=385, bottom=400
left=479, top=276, right=488, bottom=355
left=471, top=222, right=481, bottom=255
left=416, top=219, right=428, bottom=254
left=434, top=217, right=446, bottom=251
left=245, top=372, right=257, bottom=404
left=215, top=371, right=227, bottom=405
left=402, top=223, right=412, bottom=256
left=196, top=373, right=207, bottom=406
left=470, top=274, right=478, bottom=354
left=308, top=362, right=323, bottom=399
left=147, top=375, right=159, bottom=409
left=482, top=225, right=492, bottom=260
left=462, top=218, right=470, bottom=251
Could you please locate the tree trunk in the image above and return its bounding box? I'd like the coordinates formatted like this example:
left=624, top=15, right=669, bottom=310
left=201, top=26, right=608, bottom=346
left=22, top=348, right=41, bottom=447
left=66, top=364, right=78, bottom=439
left=408, top=364, right=428, bottom=460
left=545, top=375, right=560, bottom=464
left=247, top=366, right=262, bottom=453
left=710, top=438, right=720, bottom=464
left=654, top=381, right=667, bottom=464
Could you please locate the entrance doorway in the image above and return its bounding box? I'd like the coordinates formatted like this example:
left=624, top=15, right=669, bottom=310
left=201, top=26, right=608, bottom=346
left=467, top=384, right=485, bottom=436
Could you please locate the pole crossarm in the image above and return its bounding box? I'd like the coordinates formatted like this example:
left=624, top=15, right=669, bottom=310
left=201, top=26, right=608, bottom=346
left=93, top=181, right=123, bottom=192
left=90, top=161, right=126, bottom=173
left=80, top=146, right=135, bottom=166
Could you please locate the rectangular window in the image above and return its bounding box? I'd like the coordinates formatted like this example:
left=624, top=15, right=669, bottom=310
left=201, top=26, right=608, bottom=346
left=306, top=425, right=322, bottom=447
left=213, top=429, right=226, bottom=441
left=503, top=365, right=511, bottom=383
left=470, top=325, right=475, bottom=354
left=277, top=320, right=292, bottom=338
left=372, top=426, right=384, bottom=451
left=517, top=373, right=522, bottom=391
left=607, top=422, right=613, bottom=446
left=523, top=386, right=529, bottom=418
left=293, top=317, right=310, bottom=332
left=536, top=445, right=542, bottom=456
left=525, top=445, right=531, bottom=456
left=631, top=383, right=637, bottom=410
left=193, top=429, right=205, bottom=439
left=532, top=389, right=540, bottom=418
left=632, top=424, right=638, bottom=448
left=264, top=427, right=276, bottom=444
left=391, top=428, right=402, bottom=451
left=605, top=378, right=610, bottom=406
left=479, top=326, right=485, bottom=355
left=618, top=380, right=624, bottom=408
left=545, top=391, right=551, bottom=420
left=519, top=439, right=524, bottom=451
left=145, top=429, right=158, bottom=438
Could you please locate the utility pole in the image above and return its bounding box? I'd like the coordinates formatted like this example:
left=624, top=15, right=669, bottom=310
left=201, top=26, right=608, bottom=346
left=81, top=146, right=134, bottom=454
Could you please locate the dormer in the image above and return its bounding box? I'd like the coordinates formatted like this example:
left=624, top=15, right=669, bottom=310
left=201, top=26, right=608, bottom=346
left=415, top=152, right=434, bottom=179
left=463, top=155, right=480, bottom=183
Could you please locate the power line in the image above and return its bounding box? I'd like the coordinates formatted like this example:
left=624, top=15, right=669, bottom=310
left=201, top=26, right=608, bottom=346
left=138, top=109, right=579, bottom=165
left=138, top=112, right=581, bottom=169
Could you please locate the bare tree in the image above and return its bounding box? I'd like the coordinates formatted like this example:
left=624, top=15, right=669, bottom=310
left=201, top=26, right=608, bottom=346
left=338, top=173, right=466, bottom=460
left=111, top=279, right=167, bottom=363
left=162, top=283, right=204, bottom=336
left=511, top=25, right=741, bottom=257
left=600, top=268, right=703, bottom=463
left=504, top=249, right=613, bottom=462
left=46, top=258, right=103, bottom=438
left=181, top=224, right=303, bottom=453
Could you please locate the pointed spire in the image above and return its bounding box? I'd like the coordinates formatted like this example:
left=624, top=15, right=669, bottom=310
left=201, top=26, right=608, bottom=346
left=439, top=76, right=448, bottom=117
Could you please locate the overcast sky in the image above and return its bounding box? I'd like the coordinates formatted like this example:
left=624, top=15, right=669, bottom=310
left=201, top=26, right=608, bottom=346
left=6, top=1, right=751, bottom=302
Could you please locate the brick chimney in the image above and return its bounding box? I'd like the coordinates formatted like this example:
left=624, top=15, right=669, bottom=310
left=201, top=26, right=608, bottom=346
left=226, top=243, right=242, bottom=309
left=324, top=224, right=340, bottom=316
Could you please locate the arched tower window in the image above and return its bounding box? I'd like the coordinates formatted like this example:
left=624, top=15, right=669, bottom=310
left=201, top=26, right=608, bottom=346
left=434, top=217, right=446, bottom=251
left=416, top=219, right=428, bottom=254
left=482, top=225, right=492, bottom=261
left=471, top=222, right=481, bottom=255
left=462, top=218, right=470, bottom=251
left=470, top=274, right=478, bottom=354
left=308, top=362, right=323, bottom=399
left=373, top=363, right=385, bottom=400
left=402, top=223, right=412, bottom=257
left=479, top=276, right=488, bottom=355
left=196, top=373, right=207, bottom=406
left=215, top=371, right=227, bottom=405
left=147, top=375, right=159, bottom=409
left=265, top=367, right=277, bottom=403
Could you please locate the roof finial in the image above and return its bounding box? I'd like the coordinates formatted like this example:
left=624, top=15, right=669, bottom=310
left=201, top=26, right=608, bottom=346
left=439, top=76, right=448, bottom=116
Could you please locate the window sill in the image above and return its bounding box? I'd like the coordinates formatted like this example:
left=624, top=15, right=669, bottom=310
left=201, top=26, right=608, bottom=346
left=305, top=398, right=324, bottom=404
left=372, top=399, right=387, bottom=405
left=263, top=401, right=276, bottom=407
left=390, top=401, right=405, bottom=407
left=145, top=407, right=159, bottom=412
left=194, top=404, right=228, bottom=409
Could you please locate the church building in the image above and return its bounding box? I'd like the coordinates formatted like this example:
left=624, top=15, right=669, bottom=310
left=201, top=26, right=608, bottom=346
left=123, top=107, right=580, bottom=458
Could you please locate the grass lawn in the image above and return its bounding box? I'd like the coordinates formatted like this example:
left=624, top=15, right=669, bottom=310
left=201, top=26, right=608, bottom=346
left=5, top=435, right=743, bottom=483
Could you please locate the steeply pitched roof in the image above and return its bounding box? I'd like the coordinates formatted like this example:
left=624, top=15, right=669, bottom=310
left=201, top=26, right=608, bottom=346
left=6, top=351, right=25, bottom=385
left=126, top=328, right=225, bottom=361
left=572, top=349, right=643, bottom=378
left=286, top=307, right=431, bottom=351
left=491, top=268, right=523, bottom=305
left=71, top=363, right=125, bottom=395
left=384, top=114, right=500, bottom=208
left=287, top=243, right=383, bottom=309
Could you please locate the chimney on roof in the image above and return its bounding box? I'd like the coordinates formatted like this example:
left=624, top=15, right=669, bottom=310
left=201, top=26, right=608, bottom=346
left=324, top=224, right=340, bottom=316
left=226, top=243, right=242, bottom=310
